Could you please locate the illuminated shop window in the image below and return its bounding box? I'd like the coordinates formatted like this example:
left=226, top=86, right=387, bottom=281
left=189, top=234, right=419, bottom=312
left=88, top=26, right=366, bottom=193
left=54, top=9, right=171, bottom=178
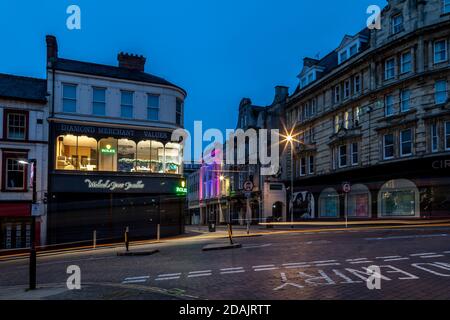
left=319, top=188, right=339, bottom=218
left=378, top=179, right=419, bottom=217
left=118, top=139, right=136, bottom=172
left=98, top=138, right=118, bottom=172
left=56, top=135, right=98, bottom=171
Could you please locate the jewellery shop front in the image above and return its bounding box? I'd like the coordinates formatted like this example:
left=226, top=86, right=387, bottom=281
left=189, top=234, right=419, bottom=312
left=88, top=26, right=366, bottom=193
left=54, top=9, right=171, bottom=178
left=47, top=121, right=187, bottom=245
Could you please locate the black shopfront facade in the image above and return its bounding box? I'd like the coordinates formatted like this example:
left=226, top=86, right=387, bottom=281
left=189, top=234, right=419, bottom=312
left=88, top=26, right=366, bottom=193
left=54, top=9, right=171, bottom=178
left=47, top=120, right=186, bottom=245
left=288, top=154, right=450, bottom=221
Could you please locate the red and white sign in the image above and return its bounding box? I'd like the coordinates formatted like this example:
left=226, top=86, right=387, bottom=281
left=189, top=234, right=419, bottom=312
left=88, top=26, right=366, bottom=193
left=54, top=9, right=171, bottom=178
left=342, top=182, right=351, bottom=193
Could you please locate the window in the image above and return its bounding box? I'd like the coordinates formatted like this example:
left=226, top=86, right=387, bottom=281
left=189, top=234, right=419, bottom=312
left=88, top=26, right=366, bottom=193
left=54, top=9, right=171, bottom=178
left=391, top=14, right=403, bottom=34
left=334, top=85, right=340, bottom=103
left=431, top=123, right=439, bottom=152
left=118, top=139, right=136, bottom=172
left=446, top=121, right=450, bottom=150
left=92, top=87, right=106, bottom=116
left=176, top=99, right=183, bottom=126
left=400, top=89, right=411, bottom=112
left=351, top=142, right=358, bottom=165
left=400, top=129, right=413, bottom=157
left=339, top=51, right=348, bottom=63
left=334, top=115, right=340, bottom=133
left=444, top=0, right=450, bottom=13
left=308, top=155, right=314, bottom=174
left=55, top=135, right=98, bottom=171
left=339, top=145, right=347, bottom=168
left=435, top=80, right=448, bottom=104
left=62, top=84, right=77, bottom=112
left=120, top=91, right=134, bottom=118
left=354, top=75, right=361, bottom=93
left=5, top=110, right=27, bottom=140
left=344, top=80, right=351, bottom=99
left=385, top=58, right=396, bottom=80
left=3, top=153, right=27, bottom=191
left=354, top=106, right=361, bottom=126
left=379, top=179, right=418, bottom=217
left=384, top=134, right=395, bottom=159
left=400, top=51, right=412, bottom=74
left=434, top=40, right=448, bottom=64
left=350, top=44, right=358, bottom=56
left=300, top=157, right=306, bottom=176
left=311, top=98, right=317, bottom=115
left=344, top=111, right=350, bottom=129
left=165, top=142, right=182, bottom=174
left=147, top=95, right=160, bottom=121
left=319, top=188, right=339, bottom=218
left=385, top=95, right=395, bottom=116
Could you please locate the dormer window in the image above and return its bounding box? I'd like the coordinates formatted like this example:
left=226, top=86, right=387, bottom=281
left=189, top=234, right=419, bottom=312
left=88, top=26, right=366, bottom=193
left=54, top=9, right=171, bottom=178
left=299, top=69, right=317, bottom=89
left=391, top=14, right=403, bottom=34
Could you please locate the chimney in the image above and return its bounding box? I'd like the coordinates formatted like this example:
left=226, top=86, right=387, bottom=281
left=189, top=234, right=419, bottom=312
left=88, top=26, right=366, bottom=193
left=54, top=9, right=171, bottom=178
left=117, top=52, right=146, bottom=72
left=273, top=86, right=289, bottom=104
left=46, top=35, right=58, bottom=64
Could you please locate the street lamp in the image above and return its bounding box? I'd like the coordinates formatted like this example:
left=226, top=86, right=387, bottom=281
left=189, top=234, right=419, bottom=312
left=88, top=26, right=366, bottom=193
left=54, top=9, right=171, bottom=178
left=19, top=159, right=37, bottom=290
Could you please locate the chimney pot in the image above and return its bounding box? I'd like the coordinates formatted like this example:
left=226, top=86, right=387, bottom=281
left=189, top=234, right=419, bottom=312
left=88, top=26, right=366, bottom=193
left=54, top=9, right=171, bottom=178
left=118, top=52, right=147, bottom=72
left=46, top=35, right=58, bottom=64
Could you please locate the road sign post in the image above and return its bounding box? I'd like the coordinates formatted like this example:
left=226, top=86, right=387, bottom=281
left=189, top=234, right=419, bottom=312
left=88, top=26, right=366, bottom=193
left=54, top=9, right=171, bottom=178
left=342, top=182, right=351, bottom=228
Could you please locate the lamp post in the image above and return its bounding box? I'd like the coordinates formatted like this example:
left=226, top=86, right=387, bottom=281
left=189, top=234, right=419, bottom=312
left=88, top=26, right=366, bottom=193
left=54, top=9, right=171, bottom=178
left=286, top=135, right=294, bottom=224
left=19, top=159, right=37, bottom=290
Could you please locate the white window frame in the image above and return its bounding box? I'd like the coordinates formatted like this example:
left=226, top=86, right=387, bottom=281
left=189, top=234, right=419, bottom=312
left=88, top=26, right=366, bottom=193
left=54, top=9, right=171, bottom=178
left=351, top=142, right=358, bottom=166
left=434, top=39, right=448, bottom=64
left=400, top=128, right=413, bottom=157
left=385, top=95, right=395, bottom=116
left=300, top=157, right=307, bottom=176
left=120, top=90, right=134, bottom=118
left=92, top=87, right=106, bottom=116
left=431, top=123, right=439, bottom=153
left=400, top=51, right=412, bottom=74
left=344, top=80, right=351, bottom=99
left=385, top=58, right=396, bottom=80
left=353, top=74, right=361, bottom=93
left=5, top=158, right=26, bottom=191
left=147, top=94, right=160, bottom=121
left=334, top=85, right=341, bottom=103
left=400, top=89, right=411, bottom=112
left=435, top=80, right=448, bottom=105
left=444, top=0, right=450, bottom=13
left=446, top=121, right=450, bottom=151
left=338, top=145, right=347, bottom=168
left=383, top=133, right=395, bottom=160
left=308, top=155, right=314, bottom=174
left=391, top=14, right=403, bottom=34
left=62, top=83, right=77, bottom=113
left=6, top=112, right=26, bottom=140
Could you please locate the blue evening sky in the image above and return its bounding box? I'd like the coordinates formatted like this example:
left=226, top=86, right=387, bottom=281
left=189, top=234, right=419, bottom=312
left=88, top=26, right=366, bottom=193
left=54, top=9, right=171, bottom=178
left=0, top=0, right=386, bottom=160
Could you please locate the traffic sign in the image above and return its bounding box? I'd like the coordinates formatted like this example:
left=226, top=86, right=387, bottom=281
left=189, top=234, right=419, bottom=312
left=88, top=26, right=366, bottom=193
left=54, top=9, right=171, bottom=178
left=342, top=182, right=351, bottom=193
left=243, top=180, right=254, bottom=192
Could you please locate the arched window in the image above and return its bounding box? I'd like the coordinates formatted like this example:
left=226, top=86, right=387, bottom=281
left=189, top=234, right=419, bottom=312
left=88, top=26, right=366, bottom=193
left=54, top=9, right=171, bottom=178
left=165, top=142, right=181, bottom=174
left=319, top=188, right=339, bottom=218
left=136, top=140, right=151, bottom=172
left=347, top=184, right=371, bottom=217
left=378, top=179, right=419, bottom=217
left=56, top=135, right=98, bottom=171
left=151, top=141, right=164, bottom=173
left=98, top=138, right=118, bottom=172
left=118, top=139, right=136, bottom=172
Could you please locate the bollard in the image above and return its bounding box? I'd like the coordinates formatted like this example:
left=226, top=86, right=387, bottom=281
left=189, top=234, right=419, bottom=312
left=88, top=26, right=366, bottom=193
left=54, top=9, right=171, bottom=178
left=93, top=230, right=97, bottom=249
left=157, top=224, right=160, bottom=241
left=246, top=221, right=250, bottom=235
left=227, top=223, right=233, bottom=245
left=125, top=227, right=129, bottom=252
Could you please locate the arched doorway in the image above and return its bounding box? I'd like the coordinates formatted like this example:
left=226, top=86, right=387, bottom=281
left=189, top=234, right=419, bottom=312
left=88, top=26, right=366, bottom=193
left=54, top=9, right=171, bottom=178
left=272, top=202, right=283, bottom=220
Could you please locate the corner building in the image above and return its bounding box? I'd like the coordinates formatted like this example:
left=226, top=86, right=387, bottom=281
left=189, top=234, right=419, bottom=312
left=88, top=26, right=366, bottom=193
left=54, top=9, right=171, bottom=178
left=45, top=36, right=187, bottom=244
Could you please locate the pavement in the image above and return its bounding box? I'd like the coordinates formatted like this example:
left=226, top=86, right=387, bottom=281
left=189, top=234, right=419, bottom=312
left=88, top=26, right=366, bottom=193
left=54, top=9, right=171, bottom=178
left=1, top=224, right=450, bottom=300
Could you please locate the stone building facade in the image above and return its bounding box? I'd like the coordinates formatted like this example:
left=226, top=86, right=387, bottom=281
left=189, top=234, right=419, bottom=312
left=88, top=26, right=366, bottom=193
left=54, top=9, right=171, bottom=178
left=283, top=0, right=450, bottom=220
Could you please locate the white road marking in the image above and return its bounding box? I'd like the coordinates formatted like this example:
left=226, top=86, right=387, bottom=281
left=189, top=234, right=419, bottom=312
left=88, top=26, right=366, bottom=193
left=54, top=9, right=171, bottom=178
left=285, top=264, right=311, bottom=269
left=443, top=251, right=450, bottom=254
left=122, top=279, right=148, bottom=284
left=188, top=273, right=212, bottom=278
left=410, top=253, right=437, bottom=256
left=384, top=257, right=410, bottom=262
left=157, top=273, right=181, bottom=277
left=155, top=276, right=180, bottom=281
left=124, top=275, right=150, bottom=281
left=220, top=267, right=243, bottom=271
left=366, top=234, right=448, bottom=241
left=316, top=263, right=341, bottom=267
left=376, top=256, right=401, bottom=259
left=419, top=255, right=444, bottom=258
left=221, top=270, right=246, bottom=274
left=282, top=262, right=308, bottom=266
left=189, top=270, right=212, bottom=274
left=346, top=258, right=369, bottom=262
left=312, top=260, right=337, bottom=264
left=254, top=267, right=279, bottom=271
left=349, top=260, right=373, bottom=264
left=252, top=264, right=275, bottom=269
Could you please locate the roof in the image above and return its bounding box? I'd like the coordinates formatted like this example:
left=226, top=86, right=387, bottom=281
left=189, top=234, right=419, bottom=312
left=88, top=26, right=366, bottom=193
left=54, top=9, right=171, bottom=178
left=0, top=73, right=47, bottom=103
left=53, top=58, right=187, bottom=95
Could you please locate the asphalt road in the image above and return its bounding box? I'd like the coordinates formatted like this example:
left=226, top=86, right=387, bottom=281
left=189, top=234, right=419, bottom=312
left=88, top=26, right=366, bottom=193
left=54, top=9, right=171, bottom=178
left=1, top=226, right=450, bottom=300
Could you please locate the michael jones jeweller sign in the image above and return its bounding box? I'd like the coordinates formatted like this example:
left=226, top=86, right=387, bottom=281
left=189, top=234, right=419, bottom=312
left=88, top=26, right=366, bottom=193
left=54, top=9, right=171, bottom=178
left=84, top=179, right=145, bottom=191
